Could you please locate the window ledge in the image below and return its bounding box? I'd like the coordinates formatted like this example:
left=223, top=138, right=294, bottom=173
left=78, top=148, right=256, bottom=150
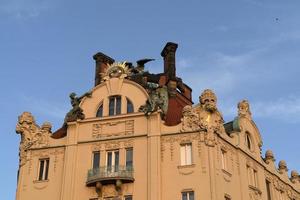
left=177, top=164, right=195, bottom=169
left=248, top=185, right=262, bottom=194
left=222, top=169, right=232, bottom=177
left=33, top=179, right=49, bottom=184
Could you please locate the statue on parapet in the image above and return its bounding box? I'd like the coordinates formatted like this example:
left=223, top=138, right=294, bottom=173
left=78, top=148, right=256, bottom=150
left=237, top=99, right=252, bottom=120
left=195, top=89, right=225, bottom=133
left=139, top=82, right=168, bottom=118
left=64, top=91, right=92, bottom=124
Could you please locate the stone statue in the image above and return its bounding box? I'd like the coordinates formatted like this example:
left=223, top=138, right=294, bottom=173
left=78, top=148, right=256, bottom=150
left=16, top=112, right=52, bottom=166
left=238, top=99, right=252, bottom=120
left=139, top=83, right=169, bottom=118
left=64, top=91, right=92, bottom=124
left=194, top=89, right=225, bottom=134
left=181, top=105, right=199, bottom=132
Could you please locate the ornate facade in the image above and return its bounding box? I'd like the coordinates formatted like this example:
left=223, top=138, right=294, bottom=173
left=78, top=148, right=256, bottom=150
left=15, top=42, right=300, bottom=200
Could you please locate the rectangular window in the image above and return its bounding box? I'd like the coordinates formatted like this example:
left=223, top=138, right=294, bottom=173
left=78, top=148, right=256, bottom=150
left=180, top=143, right=192, bottom=166
left=38, top=158, right=49, bottom=181
left=124, top=195, right=132, bottom=200
left=109, top=96, right=122, bottom=116
left=221, top=149, right=227, bottom=170
left=107, top=150, right=119, bottom=172
left=253, top=169, right=258, bottom=187
left=93, top=151, right=100, bottom=170
left=182, top=191, right=194, bottom=200
left=266, top=180, right=272, bottom=200
left=126, top=148, right=133, bottom=170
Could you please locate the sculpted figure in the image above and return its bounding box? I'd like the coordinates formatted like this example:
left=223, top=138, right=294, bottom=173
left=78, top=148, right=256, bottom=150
left=181, top=105, right=200, bottom=132
left=16, top=112, right=52, bottom=166
left=238, top=99, right=252, bottom=120
left=139, top=83, right=169, bottom=118
left=194, top=89, right=225, bottom=134
left=64, top=91, right=92, bottom=124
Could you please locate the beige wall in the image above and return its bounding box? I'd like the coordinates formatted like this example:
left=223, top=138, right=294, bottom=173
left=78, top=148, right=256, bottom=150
left=16, top=77, right=300, bottom=200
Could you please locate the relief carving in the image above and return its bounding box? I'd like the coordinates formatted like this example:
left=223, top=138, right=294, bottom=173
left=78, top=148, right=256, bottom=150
left=181, top=89, right=226, bottom=146
left=92, top=120, right=134, bottom=139
left=16, top=112, right=52, bottom=167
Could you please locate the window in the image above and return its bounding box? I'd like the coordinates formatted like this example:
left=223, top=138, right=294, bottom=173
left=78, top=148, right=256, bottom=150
left=126, top=148, right=133, bottom=170
left=253, top=169, right=258, bottom=187
left=246, top=132, right=252, bottom=150
left=127, top=98, right=134, bottom=113
left=38, top=158, right=49, bottom=181
left=96, top=104, right=103, bottom=117
left=180, top=143, right=192, bottom=165
left=124, top=195, right=132, bottom=200
left=93, top=151, right=100, bottom=170
left=266, top=180, right=272, bottom=200
left=182, top=191, right=194, bottom=200
left=221, top=149, right=227, bottom=170
left=109, top=96, right=121, bottom=116
left=247, top=165, right=259, bottom=188
left=107, top=150, right=119, bottom=172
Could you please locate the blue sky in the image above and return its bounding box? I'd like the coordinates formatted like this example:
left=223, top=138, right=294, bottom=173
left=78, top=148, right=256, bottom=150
left=1, top=0, right=300, bottom=199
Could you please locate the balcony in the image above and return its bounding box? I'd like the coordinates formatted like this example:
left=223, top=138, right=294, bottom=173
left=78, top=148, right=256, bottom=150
left=86, top=166, right=134, bottom=187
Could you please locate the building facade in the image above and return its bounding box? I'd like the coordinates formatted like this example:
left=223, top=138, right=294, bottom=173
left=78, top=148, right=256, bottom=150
left=15, top=42, right=300, bottom=200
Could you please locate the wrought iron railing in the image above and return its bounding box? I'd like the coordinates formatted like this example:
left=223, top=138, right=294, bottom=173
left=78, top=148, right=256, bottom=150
left=87, top=165, right=134, bottom=184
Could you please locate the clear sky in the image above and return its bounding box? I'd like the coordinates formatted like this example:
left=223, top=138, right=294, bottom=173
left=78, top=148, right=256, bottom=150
left=1, top=0, right=300, bottom=199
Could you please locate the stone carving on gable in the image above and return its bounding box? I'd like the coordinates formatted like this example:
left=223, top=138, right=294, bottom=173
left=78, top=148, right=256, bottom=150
left=181, top=105, right=199, bottom=132
left=64, top=91, right=92, bottom=125
left=238, top=99, right=252, bottom=120
left=16, top=112, right=52, bottom=167
left=181, top=89, right=225, bottom=138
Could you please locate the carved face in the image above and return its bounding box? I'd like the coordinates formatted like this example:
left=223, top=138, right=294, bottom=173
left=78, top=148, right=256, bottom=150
left=238, top=100, right=250, bottom=116
left=199, top=90, right=217, bottom=112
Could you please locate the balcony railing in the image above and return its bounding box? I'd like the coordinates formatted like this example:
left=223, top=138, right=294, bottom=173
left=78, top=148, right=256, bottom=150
left=86, top=165, right=134, bottom=186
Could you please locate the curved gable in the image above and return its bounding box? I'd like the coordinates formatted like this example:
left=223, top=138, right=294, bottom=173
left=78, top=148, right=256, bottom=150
left=80, top=78, right=148, bottom=119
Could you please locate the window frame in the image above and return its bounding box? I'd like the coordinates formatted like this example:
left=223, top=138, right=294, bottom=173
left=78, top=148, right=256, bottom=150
left=180, top=143, right=192, bottom=166
left=38, top=158, right=50, bottom=181
left=181, top=191, right=194, bottom=200
left=109, top=95, right=122, bottom=116
left=106, top=150, right=120, bottom=172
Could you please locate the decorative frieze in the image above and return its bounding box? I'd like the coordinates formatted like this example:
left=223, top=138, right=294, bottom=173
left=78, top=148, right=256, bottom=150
left=92, top=120, right=134, bottom=139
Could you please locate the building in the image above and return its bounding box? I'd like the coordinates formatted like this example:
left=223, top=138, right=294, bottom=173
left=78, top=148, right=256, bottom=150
left=15, top=42, right=300, bottom=200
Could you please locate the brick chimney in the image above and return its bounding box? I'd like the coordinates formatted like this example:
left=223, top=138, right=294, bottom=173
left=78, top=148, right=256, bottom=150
left=160, top=42, right=178, bottom=81
left=93, top=52, right=115, bottom=86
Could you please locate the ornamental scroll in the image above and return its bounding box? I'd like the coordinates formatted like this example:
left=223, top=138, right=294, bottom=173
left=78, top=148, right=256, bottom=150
left=16, top=112, right=52, bottom=167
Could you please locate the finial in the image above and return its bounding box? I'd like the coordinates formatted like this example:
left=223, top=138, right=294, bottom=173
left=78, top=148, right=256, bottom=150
left=290, top=170, right=300, bottom=184
left=265, top=150, right=275, bottom=164
left=278, top=160, right=288, bottom=174
left=237, top=99, right=252, bottom=120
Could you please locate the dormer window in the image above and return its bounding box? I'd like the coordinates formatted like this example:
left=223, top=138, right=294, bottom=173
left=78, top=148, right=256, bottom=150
left=109, top=96, right=121, bottom=116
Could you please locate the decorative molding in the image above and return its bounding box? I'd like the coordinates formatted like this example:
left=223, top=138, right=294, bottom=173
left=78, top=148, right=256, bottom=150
left=16, top=112, right=52, bottom=167
left=92, top=120, right=134, bottom=139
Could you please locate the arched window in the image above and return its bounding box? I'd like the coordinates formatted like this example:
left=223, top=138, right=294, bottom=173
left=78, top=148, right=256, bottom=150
left=127, top=98, right=134, bottom=113
left=96, top=104, right=103, bottom=117
left=109, top=96, right=121, bottom=116
left=246, top=132, right=252, bottom=150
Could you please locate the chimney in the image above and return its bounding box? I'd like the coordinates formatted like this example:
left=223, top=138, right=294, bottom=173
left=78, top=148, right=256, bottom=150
left=93, top=52, right=115, bottom=86
left=161, top=42, right=178, bottom=80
